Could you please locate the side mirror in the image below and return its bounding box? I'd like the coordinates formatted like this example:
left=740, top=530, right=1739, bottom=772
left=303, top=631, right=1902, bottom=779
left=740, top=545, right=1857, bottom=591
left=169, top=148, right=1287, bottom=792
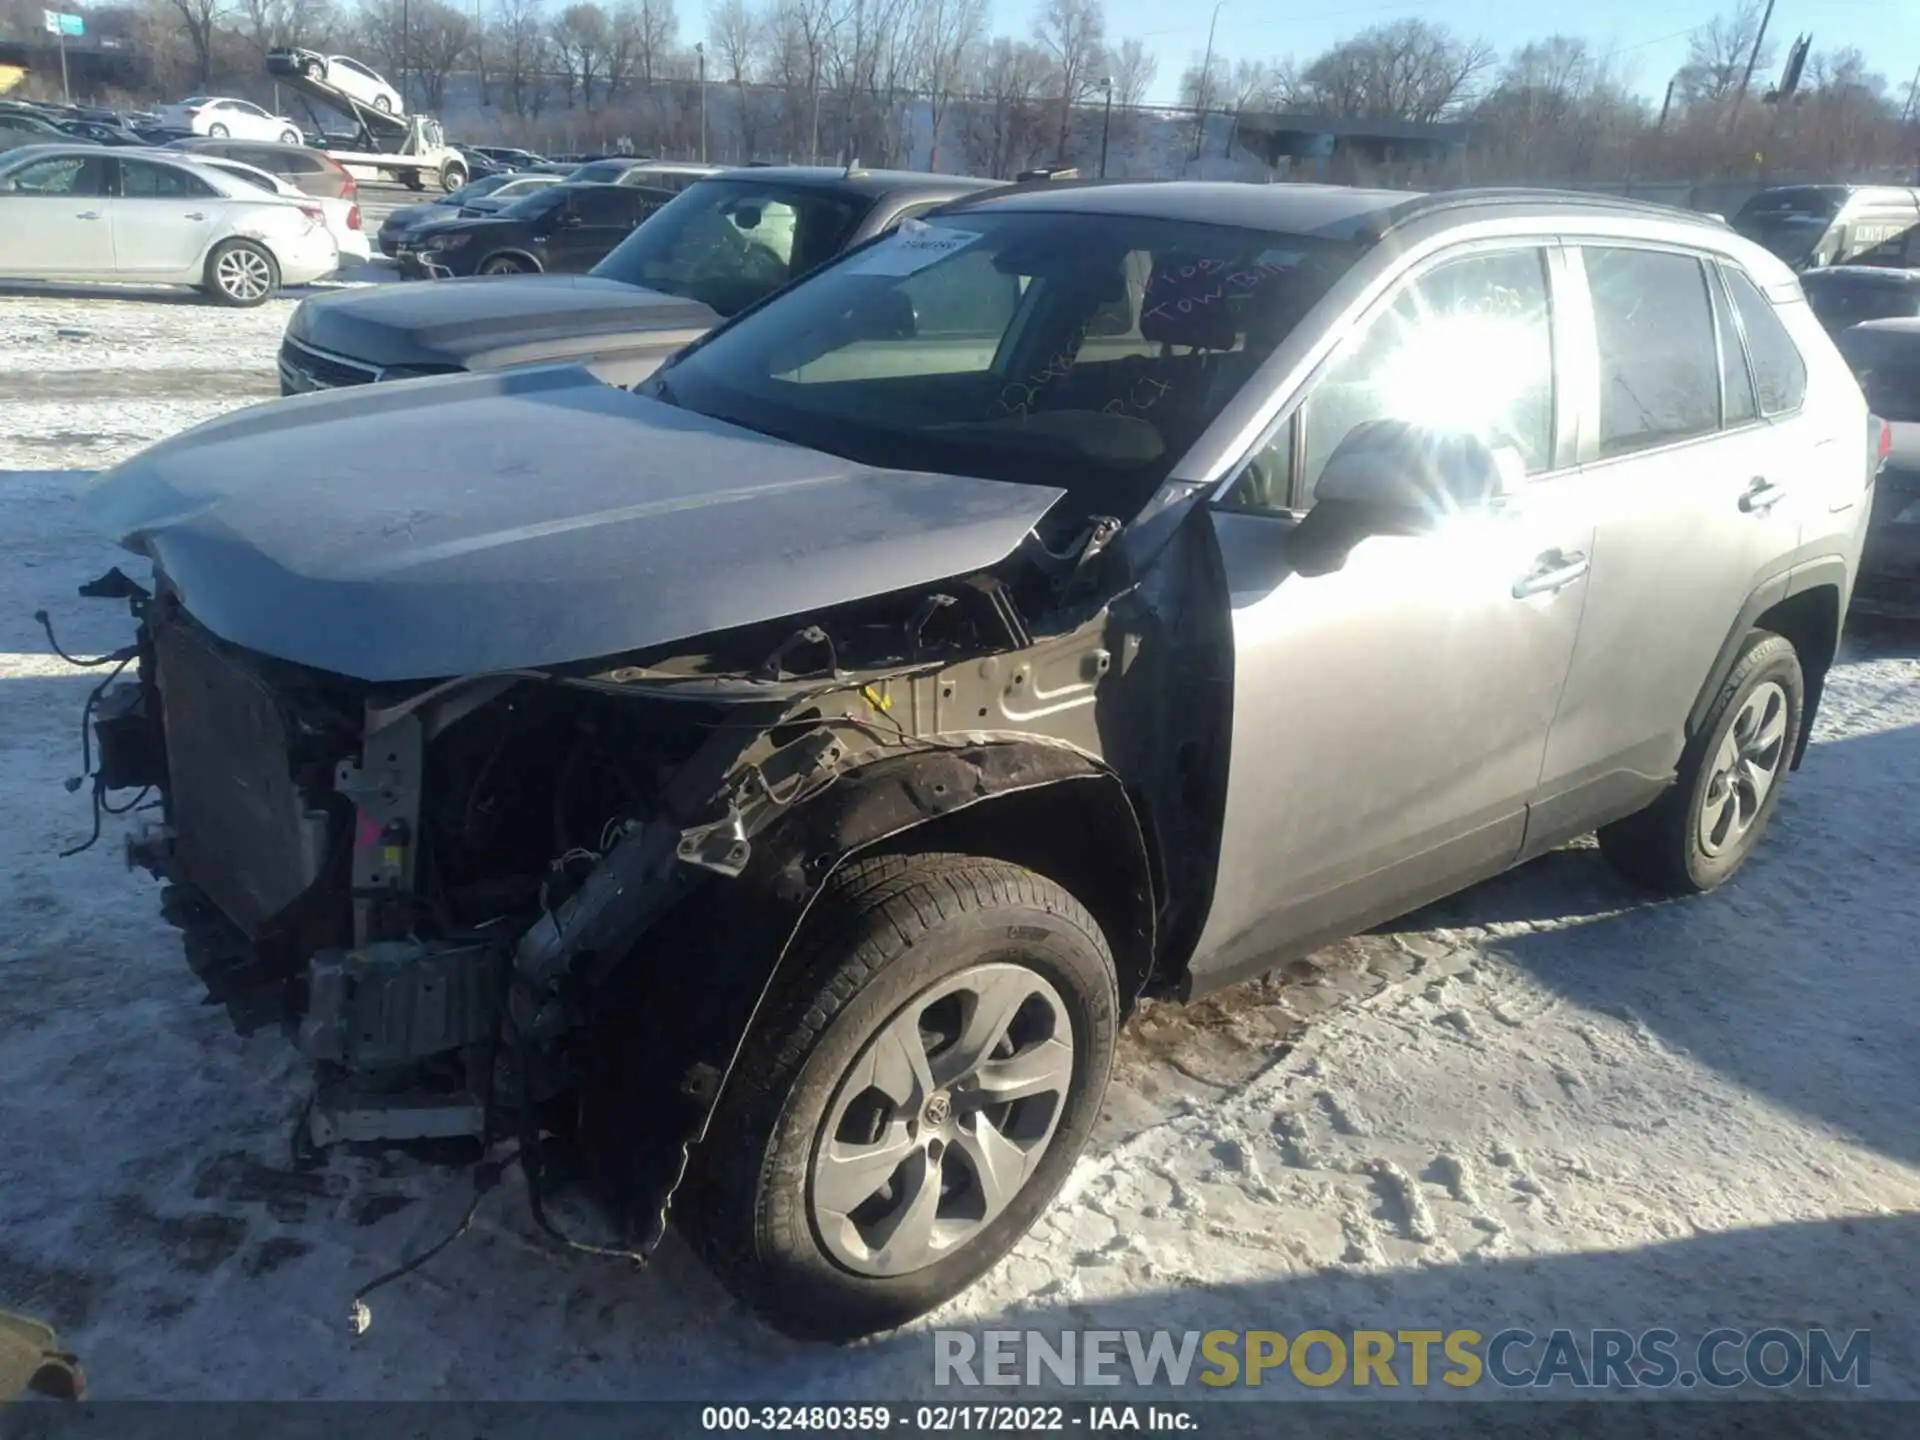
left=1313, top=420, right=1510, bottom=524
left=1289, top=421, right=1512, bottom=574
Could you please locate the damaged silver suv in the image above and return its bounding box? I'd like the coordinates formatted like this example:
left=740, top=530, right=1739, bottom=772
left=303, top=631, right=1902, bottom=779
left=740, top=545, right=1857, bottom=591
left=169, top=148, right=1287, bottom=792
left=69, top=181, right=1875, bottom=1340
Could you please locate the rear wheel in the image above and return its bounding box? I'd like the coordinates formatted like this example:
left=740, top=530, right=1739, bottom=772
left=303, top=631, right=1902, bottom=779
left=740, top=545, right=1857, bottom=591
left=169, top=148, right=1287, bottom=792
left=1598, top=630, right=1803, bottom=894
left=278, top=128, right=300, bottom=145
left=682, top=853, right=1119, bottom=1342
left=203, top=238, right=279, bottom=307
left=374, top=94, right=393, bottom=113
left=478, top=254, right=531, bottom=275
left=206, top=123, right=229, bottom=138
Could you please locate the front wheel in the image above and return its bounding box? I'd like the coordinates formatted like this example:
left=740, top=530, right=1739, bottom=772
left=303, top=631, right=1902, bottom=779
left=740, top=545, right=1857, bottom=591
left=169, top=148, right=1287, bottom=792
left=1598, top=630, right=1804, bottom=894
left=278, top=128, right=300, bottom=145
left=206, top=123, right=229, bottom=138
left=683, top=853, right=1119, bottom=1342
left=478, top=254, right=530, bottom=275
left=439, top=160, right=467, bottom=192
left=374, top=94, right=393, bottom=113
left=203, top=237, right=279, bottom=306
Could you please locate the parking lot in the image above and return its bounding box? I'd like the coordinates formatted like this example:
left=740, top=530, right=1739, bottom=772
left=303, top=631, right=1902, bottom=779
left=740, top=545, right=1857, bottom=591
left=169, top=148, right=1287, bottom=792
left=1, top=240, right=1918, bottom=1406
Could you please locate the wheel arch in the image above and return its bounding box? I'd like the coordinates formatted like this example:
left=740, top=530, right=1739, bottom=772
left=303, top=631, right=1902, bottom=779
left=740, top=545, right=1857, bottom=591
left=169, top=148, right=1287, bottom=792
left=1688, top=560, right=1846, bottom=772
left=477, top=248, right=541, bottom=273
left=574, top=739, right=1157, bottom=1250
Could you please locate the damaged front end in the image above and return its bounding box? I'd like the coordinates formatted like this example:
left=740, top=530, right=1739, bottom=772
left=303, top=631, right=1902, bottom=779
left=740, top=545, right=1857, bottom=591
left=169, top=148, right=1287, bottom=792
left=60, top=503, right=1176, bottom=1252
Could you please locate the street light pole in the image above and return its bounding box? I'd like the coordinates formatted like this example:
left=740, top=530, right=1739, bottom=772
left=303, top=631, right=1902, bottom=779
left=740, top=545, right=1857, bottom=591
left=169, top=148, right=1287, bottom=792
left=1192, top=0, right=1224, bottom=163
left=400, top=0, right=410, bottom=114
left=1098, top=76, right=1113, bottom=178
left=695, top=42, right=707, bottom=162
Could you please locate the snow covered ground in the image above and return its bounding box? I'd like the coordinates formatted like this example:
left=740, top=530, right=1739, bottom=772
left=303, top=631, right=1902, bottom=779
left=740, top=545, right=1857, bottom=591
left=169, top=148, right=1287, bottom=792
left=1, top=292, right=1916, bottom=1416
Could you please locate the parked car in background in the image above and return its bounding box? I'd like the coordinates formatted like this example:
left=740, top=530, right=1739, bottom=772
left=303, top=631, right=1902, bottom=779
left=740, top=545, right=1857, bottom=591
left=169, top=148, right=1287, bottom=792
left=0, top=144, right=336, bottom=303
left=0, top=111, right=72, bottom=152
left=280, top=166, right=998, bottom=391
left=54, top=117, right=147, bottom=146
left=467, top=144, right=547, bottom=169
left=391, top=181, right=671, bottom=278
left=152, top=96, right=304, bottom=144
left=1834, top=318, right=1920, bottom=619
left=82, top=183, right=1872, bottom=1344
left=166, top=137, right=357, bottom=201
left=266, top=49, right=404, bottom=114
left=456, top=148, right=510, bottom=179
left=1731, top=185, right=1920, bottom=272
left=183, top=153, right=370, bottom=264
left=564, top=157, right=723, bottom=190
left=1800, top=265, right=1920, bottom=337
left=376, top=172, right=562, bottom=255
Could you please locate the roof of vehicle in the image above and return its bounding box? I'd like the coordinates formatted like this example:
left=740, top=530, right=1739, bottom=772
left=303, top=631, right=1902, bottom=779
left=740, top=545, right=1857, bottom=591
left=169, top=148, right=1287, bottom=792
left=1843, top=316, right=1920, bottom=338
left=703, top=165, right=1000, bottom=202
left=948, top=179, right=1746, bottom=243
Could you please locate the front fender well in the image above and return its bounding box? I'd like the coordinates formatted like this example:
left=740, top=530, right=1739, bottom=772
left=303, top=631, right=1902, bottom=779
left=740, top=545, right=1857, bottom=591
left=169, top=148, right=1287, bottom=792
left=574, top=740, right=1155, bottom=1250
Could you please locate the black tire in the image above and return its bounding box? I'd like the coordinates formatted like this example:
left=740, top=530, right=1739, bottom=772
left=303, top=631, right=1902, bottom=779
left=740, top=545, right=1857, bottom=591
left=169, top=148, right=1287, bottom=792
left=202, top=237, right=279, bottom=307
left=682, top=853, right=1119, bottom=1342
left=278, top=128, right=300, bottom=145
left=439, top=161, right=467, bottom=193
left=206, top=123, right=229, bottom=138
left=478, top=254, right=531, bottom=275
left=1598, top=630, right=1804, bottom=895
left=403, top=171, right=425, bottom=192
left=374, top=94, right=393, bottom=113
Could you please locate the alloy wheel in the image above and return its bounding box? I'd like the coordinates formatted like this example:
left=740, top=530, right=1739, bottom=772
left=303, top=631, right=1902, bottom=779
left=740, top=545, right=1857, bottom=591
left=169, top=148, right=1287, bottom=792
left=1697, top=680, right=1790, bottom=858
left=215, top=247, right=273, bottom=302
left=809, top=962, right=1075, bottom=1278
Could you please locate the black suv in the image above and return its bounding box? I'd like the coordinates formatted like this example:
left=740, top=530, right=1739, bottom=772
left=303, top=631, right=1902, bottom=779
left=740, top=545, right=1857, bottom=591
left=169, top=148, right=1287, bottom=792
left=394, top=181, right=672, bottom=279
left=279, top=165, right=999, bottom=392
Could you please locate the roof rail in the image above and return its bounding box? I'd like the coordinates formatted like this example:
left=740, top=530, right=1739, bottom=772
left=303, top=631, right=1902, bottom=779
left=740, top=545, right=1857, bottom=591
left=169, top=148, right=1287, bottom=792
left=1366, top=186, right=1719, bottom=242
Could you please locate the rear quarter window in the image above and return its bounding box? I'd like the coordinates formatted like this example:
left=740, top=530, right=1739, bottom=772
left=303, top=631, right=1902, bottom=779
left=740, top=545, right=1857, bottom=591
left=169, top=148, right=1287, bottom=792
left=1722, top=267, right=1808, bottom=415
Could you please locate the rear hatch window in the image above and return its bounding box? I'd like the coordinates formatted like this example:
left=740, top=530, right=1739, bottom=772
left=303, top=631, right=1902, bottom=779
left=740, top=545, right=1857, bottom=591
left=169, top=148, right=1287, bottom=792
left=1803, top=272, right=1920, bottom=329
left=1838, top=327, right=1920, bottom=422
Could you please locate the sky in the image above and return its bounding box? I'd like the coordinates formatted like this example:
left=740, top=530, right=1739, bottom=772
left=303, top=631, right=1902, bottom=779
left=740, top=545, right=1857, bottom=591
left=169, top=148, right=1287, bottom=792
left=997, top=0, right=1920, bottom=109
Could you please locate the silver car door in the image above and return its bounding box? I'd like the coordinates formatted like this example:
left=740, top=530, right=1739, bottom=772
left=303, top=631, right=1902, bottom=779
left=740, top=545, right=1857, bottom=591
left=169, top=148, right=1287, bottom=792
left=111, top=158, right=223, bottom=277
left=0, top=152, right=113, bottom=276
left=1187, top=242, right=1595, bottom=985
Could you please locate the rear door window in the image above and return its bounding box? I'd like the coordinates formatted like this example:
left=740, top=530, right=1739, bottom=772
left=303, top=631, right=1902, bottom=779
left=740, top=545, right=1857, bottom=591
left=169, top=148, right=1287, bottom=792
left=119, top=159, right=220, bottom=199
left=1583, top=246, right=1720, bottom=457
left=1722, top=267, right=1808, bottom=415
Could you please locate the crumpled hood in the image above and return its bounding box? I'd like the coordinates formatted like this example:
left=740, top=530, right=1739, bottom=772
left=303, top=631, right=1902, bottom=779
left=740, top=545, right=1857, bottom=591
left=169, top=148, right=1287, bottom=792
left=286, top=274, right=719, bottom=372
left=84, top=365, right=1066, bottom=683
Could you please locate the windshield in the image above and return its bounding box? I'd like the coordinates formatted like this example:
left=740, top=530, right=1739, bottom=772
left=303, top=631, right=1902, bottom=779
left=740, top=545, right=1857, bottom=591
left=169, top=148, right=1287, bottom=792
left=591, top=178, right=871, bottom=316
left=498, top=187, right=566, bottom=220
left=448, top=174, right=513, bottom=204
left=1732, top=187, right=1848, bottom=265
left=649, top=209, right=1362, bottom=516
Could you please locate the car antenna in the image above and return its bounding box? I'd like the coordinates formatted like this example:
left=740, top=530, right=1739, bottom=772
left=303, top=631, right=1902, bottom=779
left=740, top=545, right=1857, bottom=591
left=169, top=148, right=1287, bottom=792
left=843, top=156, right=864, bottom=178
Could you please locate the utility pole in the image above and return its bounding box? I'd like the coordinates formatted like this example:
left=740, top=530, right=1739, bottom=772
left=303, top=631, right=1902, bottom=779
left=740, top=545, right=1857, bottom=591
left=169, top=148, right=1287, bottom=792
left=1098, top=75, right=1113, bottom=178
left=1191, top=0, right=1224, bottom=162
left=695, top=42, right=707, bottom=163
left=400, top=0, right=411, bottom=114
left=1656, top=75, right=1676, bottom=132
left=1728, top=0, right=1775, bottom=129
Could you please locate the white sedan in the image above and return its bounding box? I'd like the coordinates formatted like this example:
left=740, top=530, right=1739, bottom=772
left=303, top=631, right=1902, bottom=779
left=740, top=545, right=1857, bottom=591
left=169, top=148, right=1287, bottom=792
left=277, top=51, right=405, bottom=115
left=184, top=153, right=371, bottom=263
left=0, top=144, right=338, bottom=305
left=153, top=96, right=304, bottom=145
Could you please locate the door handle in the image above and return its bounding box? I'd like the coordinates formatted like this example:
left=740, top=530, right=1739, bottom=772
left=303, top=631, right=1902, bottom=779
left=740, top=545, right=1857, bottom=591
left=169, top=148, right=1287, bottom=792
left=184, top=212, right=206, bottom=221
left=1739, top=476, right=1785, bottom=514
left=1512, top=549, right=1590, bottom=599
left=75, top=210, right=101, bottom=220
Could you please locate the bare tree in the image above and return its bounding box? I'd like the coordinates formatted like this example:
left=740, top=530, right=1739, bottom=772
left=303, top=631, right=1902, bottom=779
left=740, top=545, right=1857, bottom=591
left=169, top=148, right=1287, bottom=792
left=236, top=0, right=335, bottom=64
left=1031, top=0, right=1104, bottom=161
left=707, top=0, right=765, bottom=155
left=913, top=0, right=986, bottom=169
left=1295, top=19, right=1493, bottom=122
left=1109, top=34, right=1153, bottom=108
left=961, top=34, right=1050, bottom=176
left=165, top=0, right=235, bottom=86
left=409, top=0, right=474, bottom=110
left=1677, top=2, right=1775, bottom=105
left=553, top=1, right=613, bottom=107
left=490, top=0, right=551, bottom=116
